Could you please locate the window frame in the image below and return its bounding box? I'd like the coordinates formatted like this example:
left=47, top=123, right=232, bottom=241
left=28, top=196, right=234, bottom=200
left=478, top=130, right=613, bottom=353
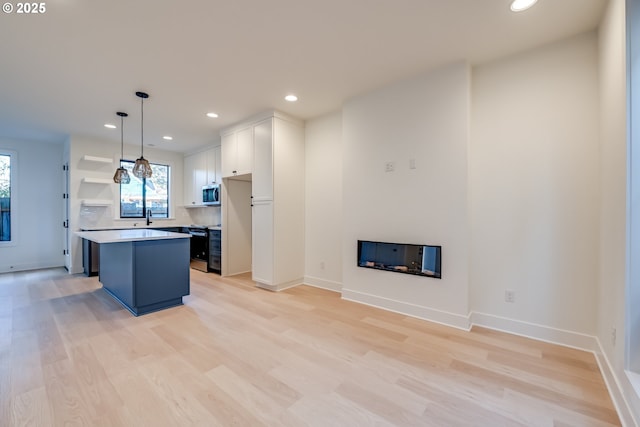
left=0, top=149, right=16, bottom=246
left=119, top=159, right=171, bottom=219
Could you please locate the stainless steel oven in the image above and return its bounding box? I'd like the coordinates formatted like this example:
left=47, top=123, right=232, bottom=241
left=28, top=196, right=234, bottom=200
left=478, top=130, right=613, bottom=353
left=187, top=226, right=209, bottom=272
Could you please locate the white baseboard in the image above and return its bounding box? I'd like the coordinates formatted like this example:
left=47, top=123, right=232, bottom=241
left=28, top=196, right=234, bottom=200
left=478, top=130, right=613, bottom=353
left=303, top=275, right=342, bottom=292
left=223, top=269, right=252, bottom=277
left=470, top=311, right=636, bottom=426
left=0, top=260, right=64, bottom=274
left=69, top=266, right=83, bottom=275
left=256, top=277, right=304, bottom=292
left=469, top=311, right=598, bottom=351
left=593, top=340, right=637, bottom=427
left=341, top=288, right=471, bottom=330
left=325, top=294, right=635, bottom=425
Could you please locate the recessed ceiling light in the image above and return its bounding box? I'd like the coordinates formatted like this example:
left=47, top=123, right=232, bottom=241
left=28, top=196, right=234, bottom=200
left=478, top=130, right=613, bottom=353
left=104, top=124, right=116, bottom=129
left=206, top=112, right=219, bottom=118
left=510, top=0, right=538, bottom=12
left=163, top=136, right=173, bottom=141
left=285, top=94, right=298, bottom=102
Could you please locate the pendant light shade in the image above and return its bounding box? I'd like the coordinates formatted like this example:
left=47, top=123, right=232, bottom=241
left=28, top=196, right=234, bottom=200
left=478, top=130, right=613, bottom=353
left=132, top=91, right=152, bottom=179
left=113, top=112, right=131, bottom=184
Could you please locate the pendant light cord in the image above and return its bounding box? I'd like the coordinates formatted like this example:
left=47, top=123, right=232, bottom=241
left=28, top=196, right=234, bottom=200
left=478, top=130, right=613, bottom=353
left=140, top=96, right=144, bottom=158
left=120, top=115, right=124, bottom=159
left=131, top=91, right=151, bottom=179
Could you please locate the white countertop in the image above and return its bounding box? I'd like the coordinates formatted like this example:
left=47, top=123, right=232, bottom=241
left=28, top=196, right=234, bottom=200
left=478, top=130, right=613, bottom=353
left=80, top=224, right=222, bottom=231
left=75, top=229, right=191, bottom=244
left=80, top=224, right=192, bottom=231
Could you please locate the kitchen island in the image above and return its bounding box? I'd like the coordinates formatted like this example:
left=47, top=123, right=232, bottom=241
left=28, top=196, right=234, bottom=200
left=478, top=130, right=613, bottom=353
left=75, top=229, right=191, bottom=316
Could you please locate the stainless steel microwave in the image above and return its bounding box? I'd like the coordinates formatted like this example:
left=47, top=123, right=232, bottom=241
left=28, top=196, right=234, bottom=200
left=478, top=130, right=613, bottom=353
left=202, top=184, right=221, bottom=205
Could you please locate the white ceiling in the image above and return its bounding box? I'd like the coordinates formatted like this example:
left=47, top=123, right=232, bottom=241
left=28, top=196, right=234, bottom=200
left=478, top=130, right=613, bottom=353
left=0, top=0, right=607, bottom=153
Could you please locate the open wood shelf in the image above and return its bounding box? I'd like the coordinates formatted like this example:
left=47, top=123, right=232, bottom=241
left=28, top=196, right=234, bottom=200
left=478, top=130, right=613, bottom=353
left=83, top=155, right=113, bottom=164
left=82, top=177, right=113, bottom=184
left=81, top=199, right=113, bottom=206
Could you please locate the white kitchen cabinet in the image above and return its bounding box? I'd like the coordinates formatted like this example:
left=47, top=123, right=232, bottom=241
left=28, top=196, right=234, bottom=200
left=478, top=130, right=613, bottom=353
left=184, top=146, right=221, bottom=206
left=236, top=127, right=253, bottom=176
left=206, top=146, right=221, bottom=185
left=258, top=115, right=304, bottom=290
left=252, top=119, right=273, bottom=199
left=220, top=111, right=304, bottom=290
left=221, top=133, right=235, bottom=178
left=183, top=149, right=211, bottom=206
left=251, top=200, right=273, bottom=285
left=221, top=126, right=253, bottom=178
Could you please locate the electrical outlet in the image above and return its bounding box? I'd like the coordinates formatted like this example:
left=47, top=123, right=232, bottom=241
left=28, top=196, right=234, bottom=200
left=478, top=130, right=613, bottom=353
left=409, top=158, right=416, bottom=169
left=320, top=261, right=325, bottom=270
left=612, top=327, right=617, bottom=346
left=505, top=290, right=515, bottom=303
left=385, top=161, right=395, bottom=172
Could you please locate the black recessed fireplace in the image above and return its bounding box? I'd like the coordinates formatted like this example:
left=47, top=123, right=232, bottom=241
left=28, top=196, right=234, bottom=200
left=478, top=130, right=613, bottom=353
left=357, top=240, right=441, bottom=279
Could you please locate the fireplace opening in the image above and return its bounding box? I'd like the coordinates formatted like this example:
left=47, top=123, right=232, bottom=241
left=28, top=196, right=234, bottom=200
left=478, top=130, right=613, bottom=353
left=357, top=240, right=441, bottom=279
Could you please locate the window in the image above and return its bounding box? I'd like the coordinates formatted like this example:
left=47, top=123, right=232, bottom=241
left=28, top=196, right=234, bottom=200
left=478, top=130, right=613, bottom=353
left=119, top=160, right=170, bottom=218
left=627, top=0, right=640, bottom=381
left=0, top=153, right=10, bottom=241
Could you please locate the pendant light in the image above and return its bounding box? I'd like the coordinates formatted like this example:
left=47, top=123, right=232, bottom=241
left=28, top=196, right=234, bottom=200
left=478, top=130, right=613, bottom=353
left=113, top=112, right=131, bottom=184
left=132, top=91, right=152, bottom=179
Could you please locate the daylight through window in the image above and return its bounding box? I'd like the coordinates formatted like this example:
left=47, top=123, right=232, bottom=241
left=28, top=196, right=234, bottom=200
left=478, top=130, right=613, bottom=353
left=119, top=160, right=170, bottom=218
left=0, top=154, right=11, bottom=242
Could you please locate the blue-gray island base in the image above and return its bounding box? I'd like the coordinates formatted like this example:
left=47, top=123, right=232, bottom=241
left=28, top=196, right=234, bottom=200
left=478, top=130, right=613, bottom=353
left=75, top=230, right=190, bottom=316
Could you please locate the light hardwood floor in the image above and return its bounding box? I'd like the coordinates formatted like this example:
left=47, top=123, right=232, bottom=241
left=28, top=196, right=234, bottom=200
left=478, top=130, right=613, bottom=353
left=0, top=268, right=620, bottom=426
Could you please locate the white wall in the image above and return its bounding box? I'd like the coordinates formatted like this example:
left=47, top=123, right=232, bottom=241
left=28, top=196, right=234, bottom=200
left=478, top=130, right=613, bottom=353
left=304, top=111, right=343, bottom=291
left=307, top=31, right=607, bottom=346
left=67, top=135, right=190, bottom=273
left=0, top=138, right=64, bottom=273
left=469, top=33, right=600, bottom=341
left=341, top=62, right=471, bottom=328
left=304, top=28, right=631, bottom=416
left=598, top=0, right=626, bottom=372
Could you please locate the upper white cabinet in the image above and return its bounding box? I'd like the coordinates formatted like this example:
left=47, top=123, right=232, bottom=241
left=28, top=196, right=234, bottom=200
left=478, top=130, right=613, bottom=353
left=221, top=133, right=235, bottom=178
left=236, top=127, right=253, bottom=176
left=252, top=119, right=273, bottom=199
left=221, top=127, right=253, bottom=178
left=183, top=152, right=206, bottom=206
left=183, top=146, right=220, bottom=206
left=206, top=146, right=222, bottom=185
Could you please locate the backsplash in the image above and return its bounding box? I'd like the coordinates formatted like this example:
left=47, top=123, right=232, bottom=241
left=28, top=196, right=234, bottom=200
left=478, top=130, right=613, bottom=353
left=78, top=205, right=197, bottom=229
left=186, top=206, right=221, bottom=226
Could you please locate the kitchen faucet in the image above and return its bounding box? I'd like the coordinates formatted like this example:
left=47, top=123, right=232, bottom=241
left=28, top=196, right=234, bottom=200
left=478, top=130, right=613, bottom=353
left=146, top=209, right=153, bottom=226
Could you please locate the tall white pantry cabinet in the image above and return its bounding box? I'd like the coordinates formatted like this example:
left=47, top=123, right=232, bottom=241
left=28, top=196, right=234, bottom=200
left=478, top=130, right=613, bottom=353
left=221, top=111, right=305, bottom=291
